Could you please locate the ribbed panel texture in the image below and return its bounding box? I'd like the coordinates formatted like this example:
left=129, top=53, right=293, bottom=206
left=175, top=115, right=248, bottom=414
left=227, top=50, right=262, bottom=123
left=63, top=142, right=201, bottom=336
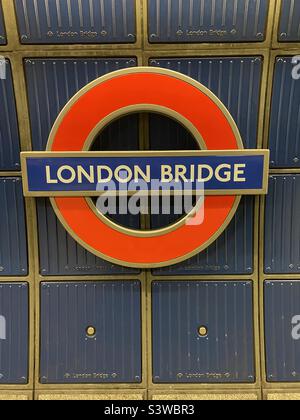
left=265, top=280, right=300, bottom=382
left=265, top=175, right=300, bottom=274
left=0, top=178, right=28, bottom=276
left=40, top=281, right=142, bottom=384
left=152, top=281, right=255, bottom=383
left=14, top=0, right=136, bottom=44
left=279, top=0, right=300, bottom=42
left=148, top=0, right=269, bottom=43
left=269, top=57, right=300, bottom=168
left=0, top=60, right=21, bottom=170
left=150, top=57, right=262, bottom=150
left=0, top=283, right=29, bottom=384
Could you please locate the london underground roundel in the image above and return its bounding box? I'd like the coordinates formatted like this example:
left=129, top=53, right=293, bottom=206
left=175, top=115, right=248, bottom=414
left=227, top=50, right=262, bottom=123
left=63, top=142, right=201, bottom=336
left=21, top=68, right=270, bottom=268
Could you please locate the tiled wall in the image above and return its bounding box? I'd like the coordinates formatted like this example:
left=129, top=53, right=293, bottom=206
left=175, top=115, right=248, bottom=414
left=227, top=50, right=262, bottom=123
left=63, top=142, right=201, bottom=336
left=0, top=0, right=300, bottom=400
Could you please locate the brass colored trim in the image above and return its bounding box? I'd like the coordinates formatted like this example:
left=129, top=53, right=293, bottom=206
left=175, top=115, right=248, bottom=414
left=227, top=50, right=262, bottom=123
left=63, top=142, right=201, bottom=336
left=0, top=391, right=33, bottom=400
left=270, top=169, right=300, bottom=174
left=149, top=390, right=262, bottom=401
left=34, top=390, right=147, bottom=401
left=263, top=390, right=300, bottom=400
left=0, top=172, right=21, bottom=177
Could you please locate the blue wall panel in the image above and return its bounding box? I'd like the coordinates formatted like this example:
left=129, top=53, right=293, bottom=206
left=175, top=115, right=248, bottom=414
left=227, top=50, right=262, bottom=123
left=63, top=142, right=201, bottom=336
left=0, top=60, right=21, bottom=171
left=0, top=1, right=6, bottom=45
left=37, top=198, right=139, bottom=276
left=25, top=58, right=139, bottom=275
left=24, top=58, right=137, bottom=151
left=269, top=57, right=300, bottom=168
left=149, top=58, right=259, bottom=275
left=148, top=0, right=269, bottom=43
left=0, top=283, right=29, bottom=384
left=265, top=175, right=300, bottom=274
left=14, top=0, right=136, bottom=44
left=0, top=178, right=28, bottom=277
left=40, top=281, right=142, bottom=384
left=150, top=57, right=263, bottom=150
left=153, top=197, right=254, bottom=276
left=265, top=281, right=300, bottom=382
left=279, top=0, right=300, bottom=42
left=152, top=281, right=255, bottom=383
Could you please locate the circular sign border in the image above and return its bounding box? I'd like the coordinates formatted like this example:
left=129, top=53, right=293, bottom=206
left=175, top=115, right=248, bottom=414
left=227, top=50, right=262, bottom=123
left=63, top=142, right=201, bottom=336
left=47, top=67, right=242, bottom=268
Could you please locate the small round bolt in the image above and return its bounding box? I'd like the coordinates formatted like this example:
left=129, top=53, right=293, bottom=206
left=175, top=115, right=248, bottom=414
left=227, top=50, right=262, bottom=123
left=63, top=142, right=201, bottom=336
left=86, top=326, right=96, bottom=337
left=198, top=326, right=208, bottom=337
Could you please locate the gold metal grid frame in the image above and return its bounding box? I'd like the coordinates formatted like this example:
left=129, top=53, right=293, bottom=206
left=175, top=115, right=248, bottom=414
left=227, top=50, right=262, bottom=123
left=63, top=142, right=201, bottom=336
left=272, top=0, right=300, bottom=49
left=142, top=0, right=277, bottom=51
left=34, top=390, right=147, bottom=401
left=0, top=1, right=299, bottom=400
left=148, top=390, right=262, bottom=401
left=263, top=390, right=300, bottom=400
left=0, top=391, right=33, bottom=400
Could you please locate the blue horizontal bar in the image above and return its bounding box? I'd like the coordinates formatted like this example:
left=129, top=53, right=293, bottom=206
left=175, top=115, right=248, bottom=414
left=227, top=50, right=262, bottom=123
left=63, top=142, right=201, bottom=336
left=23, top=152, right=268, bottom=195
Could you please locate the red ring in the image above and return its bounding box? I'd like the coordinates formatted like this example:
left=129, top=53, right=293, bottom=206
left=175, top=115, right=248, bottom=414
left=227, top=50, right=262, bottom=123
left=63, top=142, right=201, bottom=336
left=50, top=72, right=239, bottom=267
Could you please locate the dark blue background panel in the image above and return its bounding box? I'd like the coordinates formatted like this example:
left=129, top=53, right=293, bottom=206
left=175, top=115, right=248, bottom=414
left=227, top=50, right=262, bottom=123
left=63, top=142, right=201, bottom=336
left=265, top=175, right=300, bottom=274
left=40, top=281, right=142, bottom=384
left=0, top=1, right=6, bottom=45
left=150, top=57, right=262, bottom=150
left=0, top=178, right=28, bottom=277
left=14, top=0, right=136, bottom=44
left=152, top=281, right=255, bottom=384
left=153, top=196, right=254, bottom=276
left=37, top=198, right=139, bottom=276
left=148, top=0, right=269, bottom=43
left=269, top=57, right=300, bottom=168
left=0, top=283, right=29, bottom=384
left=265, top=281, right=300, bottom=382
left=149, top=113, right=198, bottom=151
left=279, top=0, right=300, bottom=42
left=0, top=60, right=21, bottom=171
left=24, top=58, right=137, bottom=151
